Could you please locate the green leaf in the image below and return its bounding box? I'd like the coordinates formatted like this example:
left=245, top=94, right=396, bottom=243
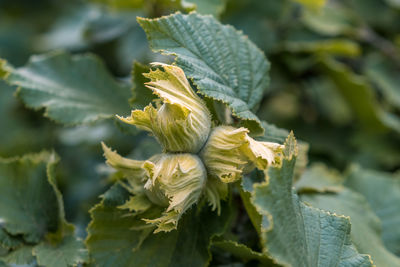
left=0, top=59, right=8, bottom=79
left=292, top=0, right=326, bottom=9
left=138, top=12, right=270, bottom=135
left=212, top=239, right=277, bottom=266
left=345, top=166, right=400, bottom=255
left=86, top=184, right=232, bottom=267
left=251, top=134, right=373, bottom=267
left=130, top=62, right=155, bottom=109
left=2, top=51, right=131, bottom=125
left=304, top=77, right=353, bottom=125
left=384, top=0, right=400, bottom=9
left=0, top=227, right=23, bottom=250
left=320, top=56, right=399, bottom=133
left=33, top=235, right=89, bottom=267
left=302, top=189, right=400, bottom=266
left=0, top=152, right=61, bottom=243
left=90, top=0, right=144, bottom=9
left=295, top=163, right=344, bottom=193
left=302, top=2, right=357, bottom=36
left=256, top=121, right=289, bottom=144
left=239, top=171, right=265, bottom=236
left=0, top=245, right=35, bottom=265
left=37, top=6, right=93, bottom=51
left=365, top=54, right=400, bottom=110
left=184, top=0, right=226, bottom=17
left=284, top=39, right=361, bottom=57
left=0, top=151, right=89, bottom=266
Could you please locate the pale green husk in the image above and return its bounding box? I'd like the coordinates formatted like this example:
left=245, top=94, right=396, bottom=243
left=118, top=63, right=211, bottom=153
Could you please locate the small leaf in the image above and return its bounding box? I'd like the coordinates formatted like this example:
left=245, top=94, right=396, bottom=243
left=130, top=62, right=155, bottom=109
left=212, top=239, right=278, bottom=266
left=295, top=163, right=344, bottom=193
left=33, top=235, right=89, bottom=267
left=86, top=184, right=232, bottom=267
left=251, top=134, right=373, bottom=266
left=2, top=51, right=131, bottom=125
left=185, top=0, right=226, bottom=17
left=138, top=12, right=270, bottom=135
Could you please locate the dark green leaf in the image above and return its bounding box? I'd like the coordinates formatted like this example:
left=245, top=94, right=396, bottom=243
left=86, top=185, right=232, bottom=267
left=130, top=62, right=154, bottom=109
left=212, top=239, right=277, bottom=266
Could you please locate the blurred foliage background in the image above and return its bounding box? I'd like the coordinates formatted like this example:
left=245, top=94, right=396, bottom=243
left=1, top=0, right=399, bottom=263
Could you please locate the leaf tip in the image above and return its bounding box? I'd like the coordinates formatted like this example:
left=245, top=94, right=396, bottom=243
left=0, top=58, right=11, bottom=80
left=283, top=131, right=297, bottom=160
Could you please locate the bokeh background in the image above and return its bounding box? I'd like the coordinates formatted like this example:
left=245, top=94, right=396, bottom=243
left=1, top=0, right=399, bottom=258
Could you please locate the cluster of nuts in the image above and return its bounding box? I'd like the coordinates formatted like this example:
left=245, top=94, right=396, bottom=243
left=103, top=63, right=283, bottom=233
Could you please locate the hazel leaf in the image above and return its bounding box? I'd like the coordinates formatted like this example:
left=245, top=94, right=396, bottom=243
left=1, top=51, right=131, bottom=125
left=251, top=134, right=373, bottom=266
left=138, top=12, right=270, bottom=135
